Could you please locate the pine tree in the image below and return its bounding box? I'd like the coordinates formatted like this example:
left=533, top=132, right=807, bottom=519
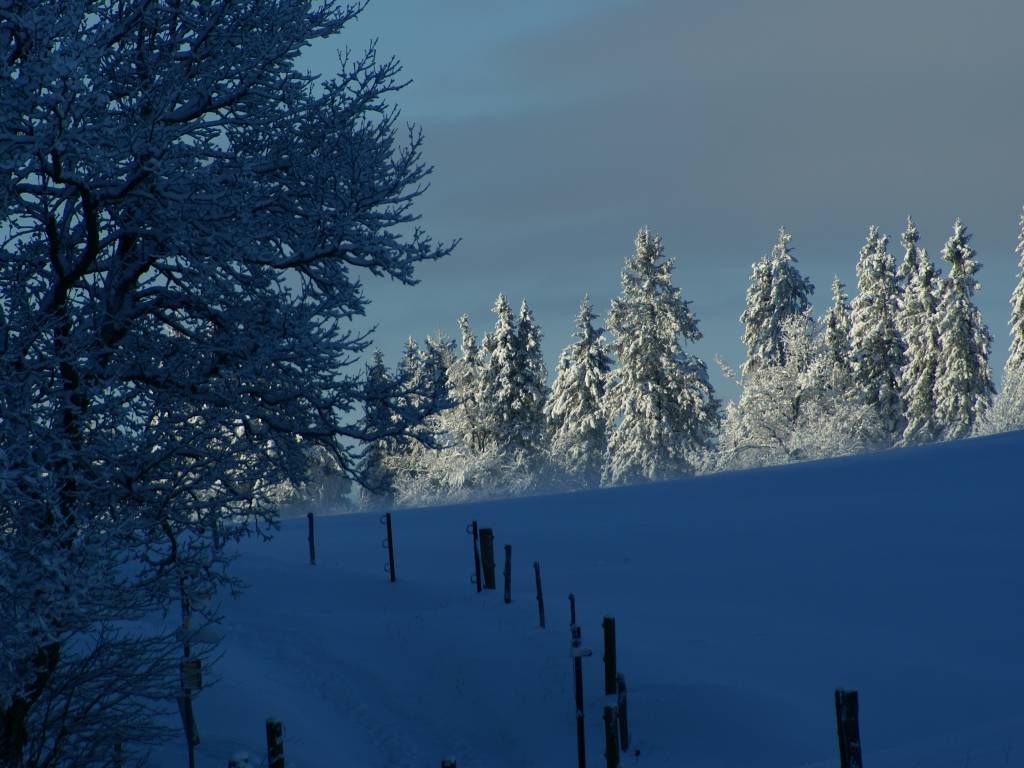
left=604, top=228, right=720, bottom=484
left=896, top=219, right=943, bottom=445
left=933, top=218, right=994, bottom=439
left=823, top=277, right=854, bottom=380
left=740, top=227, right=815, bottom=375
left=850, top=226, right=906, bottom=442
left=545, top=295, right=613, bottom=488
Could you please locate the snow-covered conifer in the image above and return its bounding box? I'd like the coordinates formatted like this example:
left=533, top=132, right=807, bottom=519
left=718, top=313, right=884, bottom=470
left=545, top=295, right=613, bottom=488
left=933, top=219, right=994, bottom=439
left=823, top=277, right=854, bottom=381
left=897, top=219, right=944, bottom=445
left=359, top=351, right=398, bottom=507
left=896, top=215, right=922, bottom=289
left=850, top=226, right=906, bottom=442
left=1002, top=208, right=1024, bottom=394
left=514, top=300, right=550, bottom=474
left=604, top=228, right=720, bottom=484
left=740, top=227, right=815, bottom=375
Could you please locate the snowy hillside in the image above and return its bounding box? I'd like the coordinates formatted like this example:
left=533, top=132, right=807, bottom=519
left=153, top=431, right=1024, bottom=768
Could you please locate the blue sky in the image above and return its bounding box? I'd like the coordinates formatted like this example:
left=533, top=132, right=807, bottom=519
left=301, top=0, right=1024, bottom=399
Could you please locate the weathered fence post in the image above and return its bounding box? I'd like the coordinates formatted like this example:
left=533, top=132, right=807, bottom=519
left=603, top=705, right=620, bottom=768
left=616, top=673, right=630, bottom=751
left=306, top=512, right=316, bottom=566
left=467, top=521, right=482, bottom=592
left=503, top=544, right=512, bottom=604
left=569, top=594, right=592, bottom=768
left=602, top=617, right=617, bottom=698
left=533, top=561, right=546, bottom=628
left=479, top=528, right=496, bottom=589
left=266, top=719, right=285, bottom=768
left=381, top=512, right=396, bottom=583
left=834, top=689, right=863, bottom=768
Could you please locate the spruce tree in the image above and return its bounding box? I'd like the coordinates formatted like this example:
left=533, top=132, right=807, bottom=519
left=933, top=218, right=994, bottom=439
left=604, top=228, right=720, bottom=484
left=850, top=226, right=906, bottom=442
left=1005, top=208, right=1024, bottom=385
left=823, top=277, right=854, bottom=380
left=896, top=215, right=922, bottom=289
left=740, top=227, right=814, bottom=375
left=515, top=299, right=550, bottom=474
left=896, top=219, right=943, bottom=445
left=477, top=295, right=549, bottom=482
left=545, top=295, right=613, bottom=488
left=359, top=350, right=398, bottom=507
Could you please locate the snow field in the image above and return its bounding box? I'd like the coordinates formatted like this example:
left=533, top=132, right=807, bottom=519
left=154, top=430, right=1024, bottom=767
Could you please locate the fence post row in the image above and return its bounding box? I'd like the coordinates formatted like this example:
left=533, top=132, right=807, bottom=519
left=479, top=527, right=496, bottom=590
left=467, top=521, right=482, bottom=592
left=306, top=512, right=316, bottom=566
left=381, top=512, right=396, bottom=583
left=533, top=561, right=546, bottom=628
left=834, top=689, right=863, bottom=768
left=266, top=719, right=285, bottom=768
left=503, top=544, right=512, bottom=604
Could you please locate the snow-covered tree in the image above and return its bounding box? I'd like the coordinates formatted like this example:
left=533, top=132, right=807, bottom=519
left=850, top=226, right=906, bottom=442
left=604, top=228, right=720, bottom=484
left=545, top=295, right=612, bottom=489
left=358, top=350, right=400, bottom=508
left=933, top=219, right=994, bottom=439
left=0, top=3, right=451, bottom=763
left=985, top=207, right=1024, bottom=434
left=391, top=302, right=550, bottom=506
left=476, top=295, right=549, bottom=482
left=823, top=277, right=854, bottom=383
left=718, top=313, right=884, bottom=470
left=896, top=219, right=944, bottom=445
left=740, top=227, right=815, bottom=375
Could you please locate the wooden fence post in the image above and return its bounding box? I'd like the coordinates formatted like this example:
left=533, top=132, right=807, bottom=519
left=266, top=719, right=285, bottom=768
left=306, top=512, right=316, bottom=566
left=616, top=673, right=630, bottom=751
left=479, top=528, right=496, bottom=589
left=603, top=705, right=620, bottom=768
left=602, top=617, right=617, bottom=697
left=570, top=594, right=592, bottom=768
left=834, top=689, right=863, bottom=768
left=533, top=561, right=545, bottom=628
left=503, top=544, right=512, bottom=604
left=381, top=512, right=396, bottom=583
left=467, top=521, right=482, bottom=593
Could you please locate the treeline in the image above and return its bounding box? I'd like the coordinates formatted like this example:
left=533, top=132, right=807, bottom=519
left=359, top=213, right=1024, bottom=507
